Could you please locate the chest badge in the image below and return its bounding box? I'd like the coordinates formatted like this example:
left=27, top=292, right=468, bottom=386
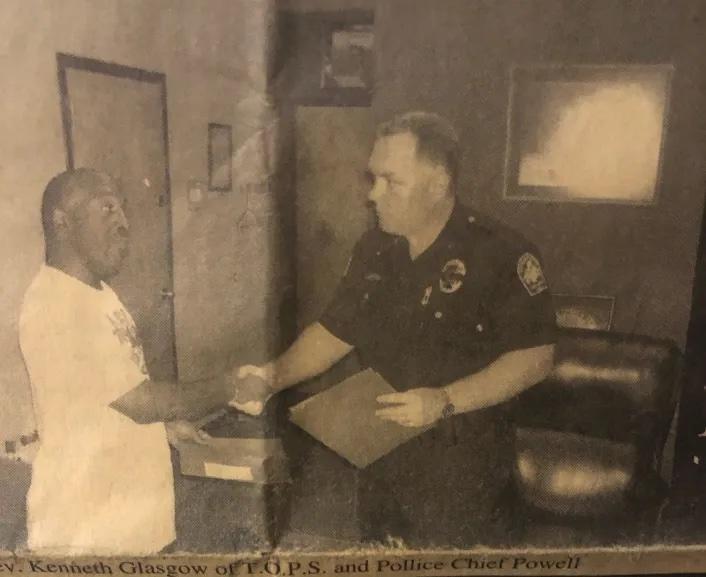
left=439, top=258, right=467, bottom=294
left=517, top=253, right=548, bottom=296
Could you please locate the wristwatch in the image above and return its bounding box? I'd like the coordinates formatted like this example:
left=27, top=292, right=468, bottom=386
left=440, top=389, right=456, bottom=419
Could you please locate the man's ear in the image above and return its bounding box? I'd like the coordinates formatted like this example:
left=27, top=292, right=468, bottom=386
left=52, top=208, right=70, bottom=237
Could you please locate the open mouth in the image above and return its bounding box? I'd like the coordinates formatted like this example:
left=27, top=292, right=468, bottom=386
left=111, top=234, right=129, bottom=258
left=112, top=227, right=129, bottom=244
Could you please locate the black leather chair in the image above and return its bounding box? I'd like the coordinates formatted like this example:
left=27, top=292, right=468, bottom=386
left=510, top=329, right=681, bottom=546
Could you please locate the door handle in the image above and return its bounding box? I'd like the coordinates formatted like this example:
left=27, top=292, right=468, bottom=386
left=160, top=289, right=175, bottom=299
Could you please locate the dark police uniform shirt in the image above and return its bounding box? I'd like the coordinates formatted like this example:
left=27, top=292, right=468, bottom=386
left=319, top=201, right=557, bottom=545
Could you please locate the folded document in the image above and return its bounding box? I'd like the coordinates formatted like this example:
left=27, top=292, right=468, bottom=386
left=289, top=369, right=431, bottom=469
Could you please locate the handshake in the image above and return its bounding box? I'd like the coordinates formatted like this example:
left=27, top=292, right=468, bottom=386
left=227, top=365, right=453, bottom=428
left=165, top=364, right=274, bottom=447
left=228, top=364, right=276, bottom=416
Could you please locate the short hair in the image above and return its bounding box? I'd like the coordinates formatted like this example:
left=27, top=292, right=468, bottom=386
left=40, top=168, right=115, bottom=241
left=376, top=111, right=460, bottom=187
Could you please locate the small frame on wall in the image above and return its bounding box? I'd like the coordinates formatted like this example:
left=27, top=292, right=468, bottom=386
left=553, top=294, right=616, bottom=331
left=503, top=64, right=673, bottom=204
left=208, top=123, right=232, bottom=192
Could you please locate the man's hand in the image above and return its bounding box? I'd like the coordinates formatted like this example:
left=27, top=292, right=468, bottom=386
left=375, top=387, right=448, bottom=428
left=229, top=365, right=274, bottom=416
left=165, top=420, right=212, bottom=446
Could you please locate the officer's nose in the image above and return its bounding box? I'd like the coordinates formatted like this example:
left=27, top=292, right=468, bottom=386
left=368, top=177, right=386, bottom=203
left=115, top=206, right=130, bottom=233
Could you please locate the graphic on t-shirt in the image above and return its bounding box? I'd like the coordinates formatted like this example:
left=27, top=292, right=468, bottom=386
left=107, top=308, right=148, bottom=375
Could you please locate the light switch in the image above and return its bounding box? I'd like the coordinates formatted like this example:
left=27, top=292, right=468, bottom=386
left=188, top=180, right=206, bottom=210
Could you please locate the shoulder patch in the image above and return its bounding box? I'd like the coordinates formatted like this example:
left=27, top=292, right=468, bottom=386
left=517, top=253, right=548, bottom=296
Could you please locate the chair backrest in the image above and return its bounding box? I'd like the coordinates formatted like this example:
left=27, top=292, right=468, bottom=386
left=511, top=329, right=681, bottom=517
left=513, top=329, right=680, bottom=445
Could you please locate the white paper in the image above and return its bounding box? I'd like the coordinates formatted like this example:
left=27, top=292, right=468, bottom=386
left=203, top=462, right=255, bottom=482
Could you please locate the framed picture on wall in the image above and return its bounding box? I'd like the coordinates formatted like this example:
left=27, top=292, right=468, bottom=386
left=279, top=10, right=374, bottom=106
left=503, top=64, right=673, bottom=204
left=553, top=294, right=616, bottom=331
left=320, top=23, right=374, bottom=93
left=208, top=123, right=232, bottom=192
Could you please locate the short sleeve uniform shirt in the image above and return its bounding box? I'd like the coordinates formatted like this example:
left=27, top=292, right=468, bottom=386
left=321, top=201, right=556, bottom=389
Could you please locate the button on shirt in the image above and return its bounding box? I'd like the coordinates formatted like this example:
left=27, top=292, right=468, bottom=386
left=19, top=265, right=175, bottom=555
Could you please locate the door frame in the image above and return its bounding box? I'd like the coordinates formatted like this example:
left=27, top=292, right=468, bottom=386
left=56, top=52, right=178, bottom=379
left=673, top=189, right=706, bottom=481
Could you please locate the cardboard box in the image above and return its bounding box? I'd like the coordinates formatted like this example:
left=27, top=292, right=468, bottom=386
left=176, top=437, right=289, bottom=484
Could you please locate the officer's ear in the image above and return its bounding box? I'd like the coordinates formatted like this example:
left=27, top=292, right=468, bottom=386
left=429, top=164, right=451, bottom=199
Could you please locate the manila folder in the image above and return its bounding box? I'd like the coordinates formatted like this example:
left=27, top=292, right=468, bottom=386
left=289, top=369, right=430, bottom=469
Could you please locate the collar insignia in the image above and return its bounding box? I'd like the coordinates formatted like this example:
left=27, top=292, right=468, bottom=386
left=421, top=285, right=432, bottom=306
left=343, top=256, right=353, bottom=277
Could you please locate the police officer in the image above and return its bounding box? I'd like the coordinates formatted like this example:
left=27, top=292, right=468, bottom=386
left=233, top=111, right=557, bottom=547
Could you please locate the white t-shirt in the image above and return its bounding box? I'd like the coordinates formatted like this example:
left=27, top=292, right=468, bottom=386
left=19, top=265, right=175, bottom=555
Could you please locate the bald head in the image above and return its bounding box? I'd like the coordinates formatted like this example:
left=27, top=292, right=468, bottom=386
left=41, top=169, right=119, bottom=242
left=41, top=168, right=129, bottom=282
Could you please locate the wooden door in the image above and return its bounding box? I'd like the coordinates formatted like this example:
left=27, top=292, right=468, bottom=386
left=58, top=54, right=177, bottom=380
left=288, top=106, right=375, bottom=541
left=295, top=106, right=375, bottom=328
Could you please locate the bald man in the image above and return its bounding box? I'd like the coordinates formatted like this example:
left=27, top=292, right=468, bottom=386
left=19, top=169, right=232, bottom=555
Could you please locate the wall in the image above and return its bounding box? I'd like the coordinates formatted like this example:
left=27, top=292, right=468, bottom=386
left=372, top=0, right=706, bottom=348
left=295, top=107, right=375, bottom=328
left=0, top=0, right=279, bottom=439
left=277, top=0, right=374, bottom=12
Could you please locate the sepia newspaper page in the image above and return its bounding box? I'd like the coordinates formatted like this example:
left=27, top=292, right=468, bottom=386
left=2, top=0, right=706, bottom=574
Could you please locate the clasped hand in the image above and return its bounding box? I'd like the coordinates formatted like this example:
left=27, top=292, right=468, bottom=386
left=165, top=420, right=211, bottom=445
left=375, top=387, right=448, bottom=428
left=229, top=364, right=273, bottom=416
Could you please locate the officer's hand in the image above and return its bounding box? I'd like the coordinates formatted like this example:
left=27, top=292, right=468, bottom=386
left=229, top=364, right=274, bottom=416
left=166, top=420, right=212, bottom=446
left=375, top=388, right=447, bottom=428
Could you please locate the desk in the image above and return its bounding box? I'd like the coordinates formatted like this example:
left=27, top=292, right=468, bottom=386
left=172, top=409, right=289, bottom=552
left=0, top=459, right=30, bottom=550
left=173, top=354, right=366, bottom=553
